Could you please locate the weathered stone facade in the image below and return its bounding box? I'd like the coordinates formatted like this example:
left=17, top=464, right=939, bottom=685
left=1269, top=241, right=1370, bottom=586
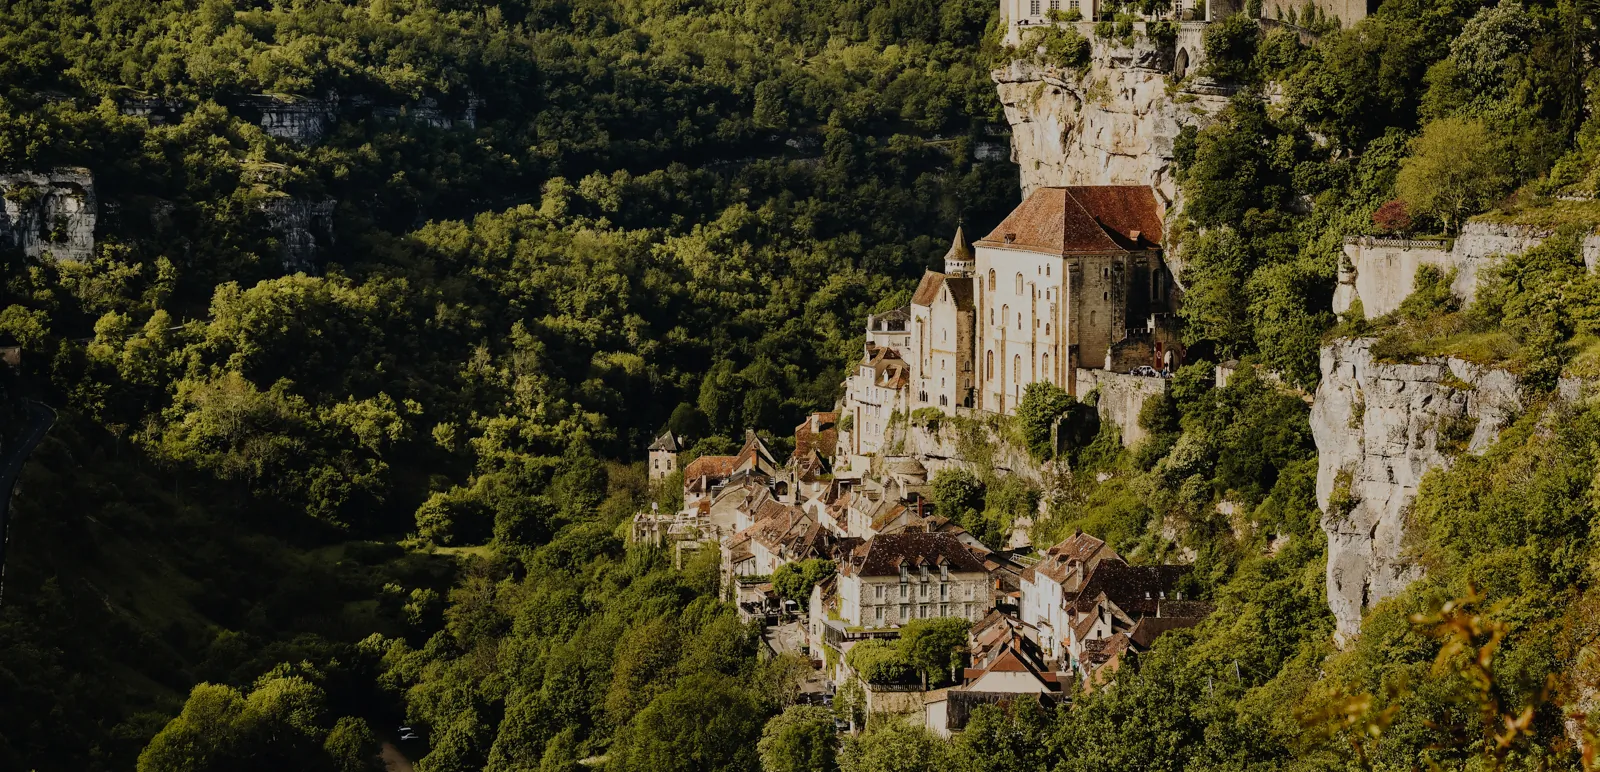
left=0, top=169, right=96, bottom=262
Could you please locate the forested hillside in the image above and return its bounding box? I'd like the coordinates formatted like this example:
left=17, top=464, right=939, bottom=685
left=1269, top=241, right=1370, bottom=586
left=0, top=0, right=1014, bottom=768
left=2, top=0, right=1600, bottom=771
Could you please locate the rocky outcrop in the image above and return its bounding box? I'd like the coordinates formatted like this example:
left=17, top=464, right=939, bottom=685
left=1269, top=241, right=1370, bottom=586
left=1336, top=222, right=1600, bottom=319
left=0, top=169, right=96, bottom=262
left=242, top=95, right=336, bottom=145
left=994, top=23, right=1231, bottom=207
left=904, top=415, right=1046, bottom=485
left=261, top=196, right=335, bottom=271
left=1313, top=338, right=1528, bottom=643
left=1075, top=367, right=1166, bottom=448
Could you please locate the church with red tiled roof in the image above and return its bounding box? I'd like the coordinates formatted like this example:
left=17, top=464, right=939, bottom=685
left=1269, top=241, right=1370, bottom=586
left=972, top=185, right=1181, bottom=413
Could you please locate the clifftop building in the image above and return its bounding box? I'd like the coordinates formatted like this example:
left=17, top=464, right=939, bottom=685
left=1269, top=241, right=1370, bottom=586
left=841, top=184, right=1180, bottom=459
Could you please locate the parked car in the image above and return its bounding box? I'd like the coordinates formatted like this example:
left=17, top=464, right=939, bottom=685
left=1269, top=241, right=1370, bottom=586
left=400, top=733, right=420, bottom=742
left=1130, top=365, right=1159, bottom=377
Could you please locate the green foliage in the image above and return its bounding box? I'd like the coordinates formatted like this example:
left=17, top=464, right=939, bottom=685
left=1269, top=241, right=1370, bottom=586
left=757, top=705, right=840, bottom=772
left=1396, top=117, right=1515, bottom=233
left=1202, top=13, right=1261, bottom=83
left=772, top=559, right=837, bottom=611
left=607, top=674, right=767, bottom=772
left=138, top=674, right=375, bottom=772
left=1023, top=25, right=1092, bottom=71
left=838, top=722, right=949, bottom=772
left=1013, top=381, right=1078, bottom=461
left=897, top=617, right=970, bottom=688
left=843, top=639, right=916, bottom=685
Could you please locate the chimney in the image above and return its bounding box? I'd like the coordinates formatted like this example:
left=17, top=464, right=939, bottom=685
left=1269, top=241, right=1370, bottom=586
left=1129, top=229, right=1141, bottom=243
left=810, top=414, right=820, bottom=432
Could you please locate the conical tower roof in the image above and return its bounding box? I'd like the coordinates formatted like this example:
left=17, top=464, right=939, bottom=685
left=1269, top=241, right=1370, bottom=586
left=943, top=225, right=971, bottom=263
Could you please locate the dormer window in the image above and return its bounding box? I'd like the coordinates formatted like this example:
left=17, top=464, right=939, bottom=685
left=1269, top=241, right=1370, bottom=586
left=940, top=565, right=949, bottom=580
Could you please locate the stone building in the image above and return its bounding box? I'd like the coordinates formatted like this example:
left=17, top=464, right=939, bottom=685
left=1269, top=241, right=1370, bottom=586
left=972, top=185, right=1176, bottom=414
left=841, top=346, right=910, bottom=456
left=647, top=430, right=681, bottom=482
left=907, top=229, right=978, bottom=413
left=838, top=532, right=991, bottom=629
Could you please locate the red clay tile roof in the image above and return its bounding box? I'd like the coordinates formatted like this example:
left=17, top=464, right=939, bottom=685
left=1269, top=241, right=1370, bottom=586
left=912, top=271, right=946, bottom=306
left=976, top=186, right=1163, bottom=255
left=684, top=455, right=737, bottom=481
left=1024, top=531, right=1119, bottom=584
left=846, top=532, right=989, bottom=577
left=792, top=412, right=839, bottom=460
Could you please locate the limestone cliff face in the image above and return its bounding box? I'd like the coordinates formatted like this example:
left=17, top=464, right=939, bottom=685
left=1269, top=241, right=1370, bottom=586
left=0, top=169, right=96, bottom=262
left=1313, top=338, right=1526, bottom=643
left=994, top=24, right=1231, bottom=210
left=261, top=196, right=336, bottom=271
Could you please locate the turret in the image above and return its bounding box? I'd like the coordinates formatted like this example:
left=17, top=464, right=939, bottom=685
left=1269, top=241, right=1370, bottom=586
left=943, top=225, right=974, bottom=276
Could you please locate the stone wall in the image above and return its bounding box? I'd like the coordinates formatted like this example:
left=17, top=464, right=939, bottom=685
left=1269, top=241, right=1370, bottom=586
left=1312, top=338, right=1554, bottom=643
left=1336, top=222, right=1600, bottom=319
left=1075, top=368, right=1165, bottom=448
left=0, top=169, right=96, bottom=262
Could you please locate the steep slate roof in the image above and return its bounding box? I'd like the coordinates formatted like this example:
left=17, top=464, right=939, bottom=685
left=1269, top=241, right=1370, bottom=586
left=1065, top=561, right=1192, bottom=616
left=912, top=271, right=947, bottom=306
left=844, top=532, right=989, bottom=577
left=945, top=276, right=974, bottom=309
left=976, top=186, right=1163, bottom=255
left=648, top=431, right=681, bottom=452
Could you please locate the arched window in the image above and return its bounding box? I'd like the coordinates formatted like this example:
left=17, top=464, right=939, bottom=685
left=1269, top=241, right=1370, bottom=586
left=1041, top=353, right=1049, bottom=376
left=1015, top=273, right=1024, bottom=294
left=1017, top=313, right=1023, bottom=331
left=988, top=269, right=996, bottom=291
left=986, top=350, right=994, bottom=380
left=1046, top=265, right=1051, bottom=276
left=1090, top=310, right=1097, bottom=326
left=1045, top=323, right=1051, bottom=336
left=1013, top=354, right=1021, bottom=381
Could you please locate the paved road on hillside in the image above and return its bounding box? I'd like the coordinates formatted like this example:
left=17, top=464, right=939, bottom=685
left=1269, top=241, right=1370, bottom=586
left=0, top=401, right=56, bottom=605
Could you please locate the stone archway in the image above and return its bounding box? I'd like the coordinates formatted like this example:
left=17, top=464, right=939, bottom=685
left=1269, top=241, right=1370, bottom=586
left=1174, top=48, right=1190, bottom=79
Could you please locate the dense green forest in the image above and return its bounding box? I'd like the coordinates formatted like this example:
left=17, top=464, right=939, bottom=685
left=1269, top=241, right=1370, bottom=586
left=1, top=0, right=1599, bottom=770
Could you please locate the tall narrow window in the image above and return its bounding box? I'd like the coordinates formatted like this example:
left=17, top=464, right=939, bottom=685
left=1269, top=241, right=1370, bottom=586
left=1042, top=353, right=1049, bottom=375
left=1015, top=273, right=1024, bottom=294
left=1013, top=355, right=1020, bottom=381
left=988, top=269, right=996, bottom=290
left=1030, top=0, right=1040, bottom=14
left=986, top=350, right=993, bottom=380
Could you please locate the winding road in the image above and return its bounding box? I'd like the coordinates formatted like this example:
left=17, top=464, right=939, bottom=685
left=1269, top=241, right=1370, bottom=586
left=0, top=400, right=56, bottom=606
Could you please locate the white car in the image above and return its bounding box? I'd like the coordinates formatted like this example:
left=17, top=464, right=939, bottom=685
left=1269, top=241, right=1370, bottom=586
left=400, top=733, right=420, bottom=741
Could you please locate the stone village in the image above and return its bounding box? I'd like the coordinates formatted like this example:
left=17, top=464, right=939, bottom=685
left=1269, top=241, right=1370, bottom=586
left=624, top=0, right=1600, bottom=738
left=632, top=181, right=1214, bottom=736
